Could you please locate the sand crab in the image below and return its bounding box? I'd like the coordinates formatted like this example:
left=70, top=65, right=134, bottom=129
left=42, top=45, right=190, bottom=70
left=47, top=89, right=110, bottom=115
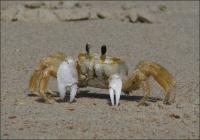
left=29, top=44, right=176, bottom=106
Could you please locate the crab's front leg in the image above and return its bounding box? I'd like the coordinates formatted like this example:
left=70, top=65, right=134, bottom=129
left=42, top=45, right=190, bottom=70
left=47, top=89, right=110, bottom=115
left=109, top=74, right=122, bottom=106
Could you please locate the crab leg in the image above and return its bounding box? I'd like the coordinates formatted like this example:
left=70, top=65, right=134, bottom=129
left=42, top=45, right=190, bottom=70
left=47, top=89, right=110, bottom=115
left=122, top=60, right=176, bottom=105
left=39, top=66, right=56, bottom=103
left=29, top=70, right=41, bottom=94
left=137, top=80, right=151, bottom=106
left=29, top=62, right=46, bottom=95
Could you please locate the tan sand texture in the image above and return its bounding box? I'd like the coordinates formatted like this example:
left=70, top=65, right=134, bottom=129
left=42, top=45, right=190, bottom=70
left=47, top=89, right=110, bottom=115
left=1, top=1, right=199, bottom=139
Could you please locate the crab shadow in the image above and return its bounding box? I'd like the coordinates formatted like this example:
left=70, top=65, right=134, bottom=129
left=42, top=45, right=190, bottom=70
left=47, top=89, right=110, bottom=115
left=31, top=90, right=162, bottom=104
left=55, top=90, right=162, bottom=104
left=28, top=92, right=59, bottom=103
left=78, top=90, right=161, bottom=101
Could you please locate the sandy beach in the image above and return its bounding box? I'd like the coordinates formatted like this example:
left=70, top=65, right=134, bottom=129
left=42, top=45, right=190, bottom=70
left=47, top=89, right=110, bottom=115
left=1, top=1, right=199, bottom=139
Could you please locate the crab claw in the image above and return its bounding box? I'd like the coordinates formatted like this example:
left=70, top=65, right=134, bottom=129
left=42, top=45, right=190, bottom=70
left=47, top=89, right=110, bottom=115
left=109, top=88, right=115, bottom=106
left=57, top=57, right=78, bottom=102
left=109, top=74, right=122, bottom=106
left=69, top=84, right=78, bottom=102
left=58, top=83, right=66, bottom=100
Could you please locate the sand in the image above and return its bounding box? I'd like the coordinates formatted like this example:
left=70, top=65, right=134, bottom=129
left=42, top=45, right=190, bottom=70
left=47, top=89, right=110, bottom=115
left=1, top=1, right=199, bottom=139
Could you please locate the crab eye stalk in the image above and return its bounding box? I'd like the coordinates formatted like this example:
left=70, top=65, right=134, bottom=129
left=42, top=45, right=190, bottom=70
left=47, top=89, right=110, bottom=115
left=101, top=45, right=107, bottom=60
left=101, top=45, right=107, bottom=55
left=85, top=43, right=90, bottom=54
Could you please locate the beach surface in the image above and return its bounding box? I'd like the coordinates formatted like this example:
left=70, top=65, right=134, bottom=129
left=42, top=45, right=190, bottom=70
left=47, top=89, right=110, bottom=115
left=1, top=1, right=199, bottom=139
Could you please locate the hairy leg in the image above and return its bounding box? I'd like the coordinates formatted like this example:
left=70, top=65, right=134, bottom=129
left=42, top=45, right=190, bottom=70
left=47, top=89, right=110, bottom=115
left=29, top=70, right=41, bottom=95
left=29, top=62, right=46, bottom=94
left=163, top=88, right=171, bottom=105
left=39, top=66, right=56, bottom=103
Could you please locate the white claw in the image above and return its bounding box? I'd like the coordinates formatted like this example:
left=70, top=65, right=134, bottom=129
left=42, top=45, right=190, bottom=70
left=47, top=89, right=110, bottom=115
left=57, top=58, right=78, bottom=101
left=70, top=84, right=78, bottom=102
left=109, top=74, right=122, bottom=106
left=115, top=90, right=121, bottom=106
left=58, top=83, right=66, bottom=100
left=109, top=88, right=115, bottom=106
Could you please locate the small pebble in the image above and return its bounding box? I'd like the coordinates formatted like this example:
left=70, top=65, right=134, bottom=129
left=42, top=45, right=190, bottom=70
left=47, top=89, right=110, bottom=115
left=8, top=116, right=17, bottom=119
left=169, top=113, right=180, bottom=119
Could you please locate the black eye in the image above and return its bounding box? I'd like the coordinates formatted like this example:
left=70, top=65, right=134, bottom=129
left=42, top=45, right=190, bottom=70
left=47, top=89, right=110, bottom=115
left=86, top=43, right=90, bottom=54
left=101, top=45, right=107, bottom=55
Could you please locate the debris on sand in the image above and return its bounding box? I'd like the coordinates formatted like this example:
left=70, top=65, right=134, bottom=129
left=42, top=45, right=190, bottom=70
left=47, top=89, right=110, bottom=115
left=158, top=5, right=167, bottom=12
left=14, top=8, right=38, bottom=22
left=176, top=103, right=184, bottom=109
left=8, top=116, right=17, bottom=119
left=18, top=128, right=24, bottom=130
left=43, top=1, right=79, bottom=9
left=169, top=113, right=180, bottom=119
left=24, top=2, right=45, bottom=9
left=43, top=1, right=63, bottom=9
left=97, top=10, right=127, bottom=22
left=97, top=11, right=113, bottom=19
left=3, top=133, right=9, bottom=136
left=1, top=7, right=19, bottom=22
left=67, top=108, right=75, bottom=111
left=126, top=9, right=138, bottom=23
left=127, top=9, right=157, bottom=23
left=1, top=2, right=160, bottom=24
left=37, top=9, right=58, bottom=22
left=13, top=8, right=57, bottom=22
left=136, top=10, right=156, bottom=23
left=54, top=8, right=90, bottom=21
left=121, top=3, right=136, bottom=10
left=62, top=1, right=82, bottom=8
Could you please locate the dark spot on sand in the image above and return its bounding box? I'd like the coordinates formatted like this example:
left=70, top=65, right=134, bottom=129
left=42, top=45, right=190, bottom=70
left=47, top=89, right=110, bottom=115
left=68, top=108, right=75, bottom=111
left=18, top=128, right=23, bottom=130
left=169, top=113, right=180, bottom=119
left=3, top=133, right=9, bottom=136
left=8, top=116, right=17, bottom=119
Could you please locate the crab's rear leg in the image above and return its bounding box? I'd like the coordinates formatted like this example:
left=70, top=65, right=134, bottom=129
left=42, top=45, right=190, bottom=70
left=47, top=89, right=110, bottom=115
left=133, top=71, right=152, bottom=106
left=39, top=65, right=57, bottom=103
left=162, top=82, right=175, bottom=104
left=123, top=70, right=152, bottom=106
left=29, top=63, right=55, bottom=96
left=134, top=60, right=176, bottom=105
left=29, top=70, right=41, bottom=95
left=29, top=53, right=66, bottom=96
left=29, top=62, right=46, bottom=95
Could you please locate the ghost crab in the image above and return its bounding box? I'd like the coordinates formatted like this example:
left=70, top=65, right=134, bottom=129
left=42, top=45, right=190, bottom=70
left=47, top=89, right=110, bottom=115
left=29, top=44, right=176, bottom=106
